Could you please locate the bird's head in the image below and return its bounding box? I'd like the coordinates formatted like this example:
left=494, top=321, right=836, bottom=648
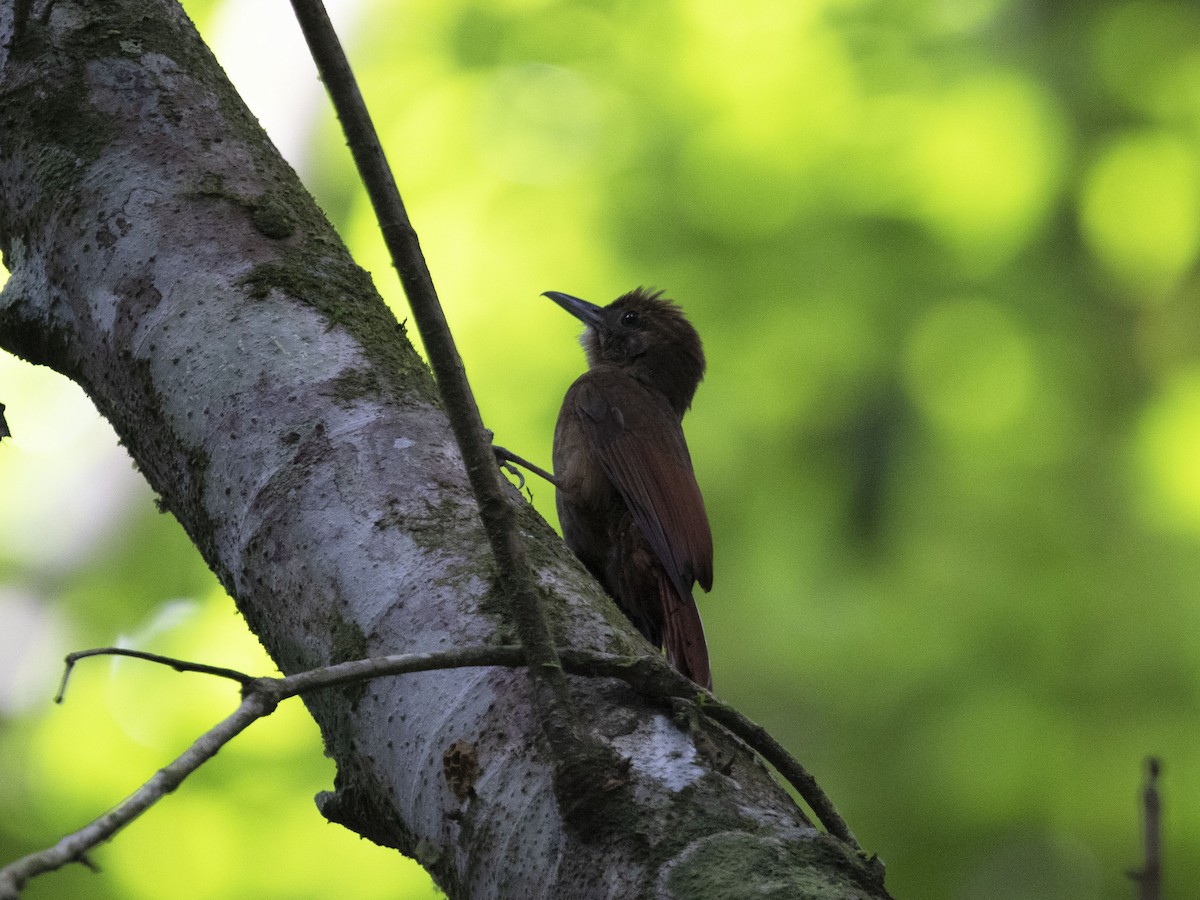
left=544, top=287, right=706, bottom=415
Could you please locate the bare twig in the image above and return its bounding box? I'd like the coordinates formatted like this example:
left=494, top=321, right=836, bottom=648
left=1130, top=756, right=1162, bottom=900
left=0, top=644, right=857, bottom=897
left=703, top=701, right=858, bottom=850
left=286, top=0, right=592, bottom=777
left=0, top=685, right=279, bottom=900
left=55, top=648, right=254, bottom=702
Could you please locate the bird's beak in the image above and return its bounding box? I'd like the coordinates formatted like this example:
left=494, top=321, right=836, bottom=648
left=542, top=291, right=604, bottom=329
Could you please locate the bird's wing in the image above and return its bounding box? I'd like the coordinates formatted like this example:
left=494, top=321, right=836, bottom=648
left=570, top=371, right=713, bottom=598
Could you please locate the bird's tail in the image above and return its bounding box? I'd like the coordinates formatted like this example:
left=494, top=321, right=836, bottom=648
left=661, top=578, right=712, bottom=691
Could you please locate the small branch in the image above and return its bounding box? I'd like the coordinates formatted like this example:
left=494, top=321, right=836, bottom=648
left=287, top=0, right=590, bottom=774
left=0, top=685, right=279, bottom=900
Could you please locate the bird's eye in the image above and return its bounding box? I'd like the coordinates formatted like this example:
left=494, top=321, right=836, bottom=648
left=620, top=310, right=641, bottom=328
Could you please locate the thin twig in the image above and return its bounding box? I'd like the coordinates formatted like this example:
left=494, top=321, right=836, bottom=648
left=703, top=701, right=858, bottom=850
left=1130, top=756, right=1162, bottom=900
left=0, top=687, right=278, bottom=900
left=56, top=648, right=254, bottom=702
left=287, top=0, right=588, bottom=768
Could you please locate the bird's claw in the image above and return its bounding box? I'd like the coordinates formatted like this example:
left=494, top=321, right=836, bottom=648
left=492, top=443, right=529, bottom=492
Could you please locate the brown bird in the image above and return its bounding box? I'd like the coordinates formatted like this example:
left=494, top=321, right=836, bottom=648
left=545, top=288, right=713, bottom=689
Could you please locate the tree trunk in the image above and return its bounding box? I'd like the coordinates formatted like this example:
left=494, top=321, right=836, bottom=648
left=0, top=2, right=888, bottom=897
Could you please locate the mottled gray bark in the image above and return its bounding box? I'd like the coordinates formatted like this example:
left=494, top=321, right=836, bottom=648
left=0, top=1, right=887, bottom=897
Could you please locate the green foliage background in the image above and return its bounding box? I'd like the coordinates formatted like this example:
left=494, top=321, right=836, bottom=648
left=3, top=0, right=1199, bottom=897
